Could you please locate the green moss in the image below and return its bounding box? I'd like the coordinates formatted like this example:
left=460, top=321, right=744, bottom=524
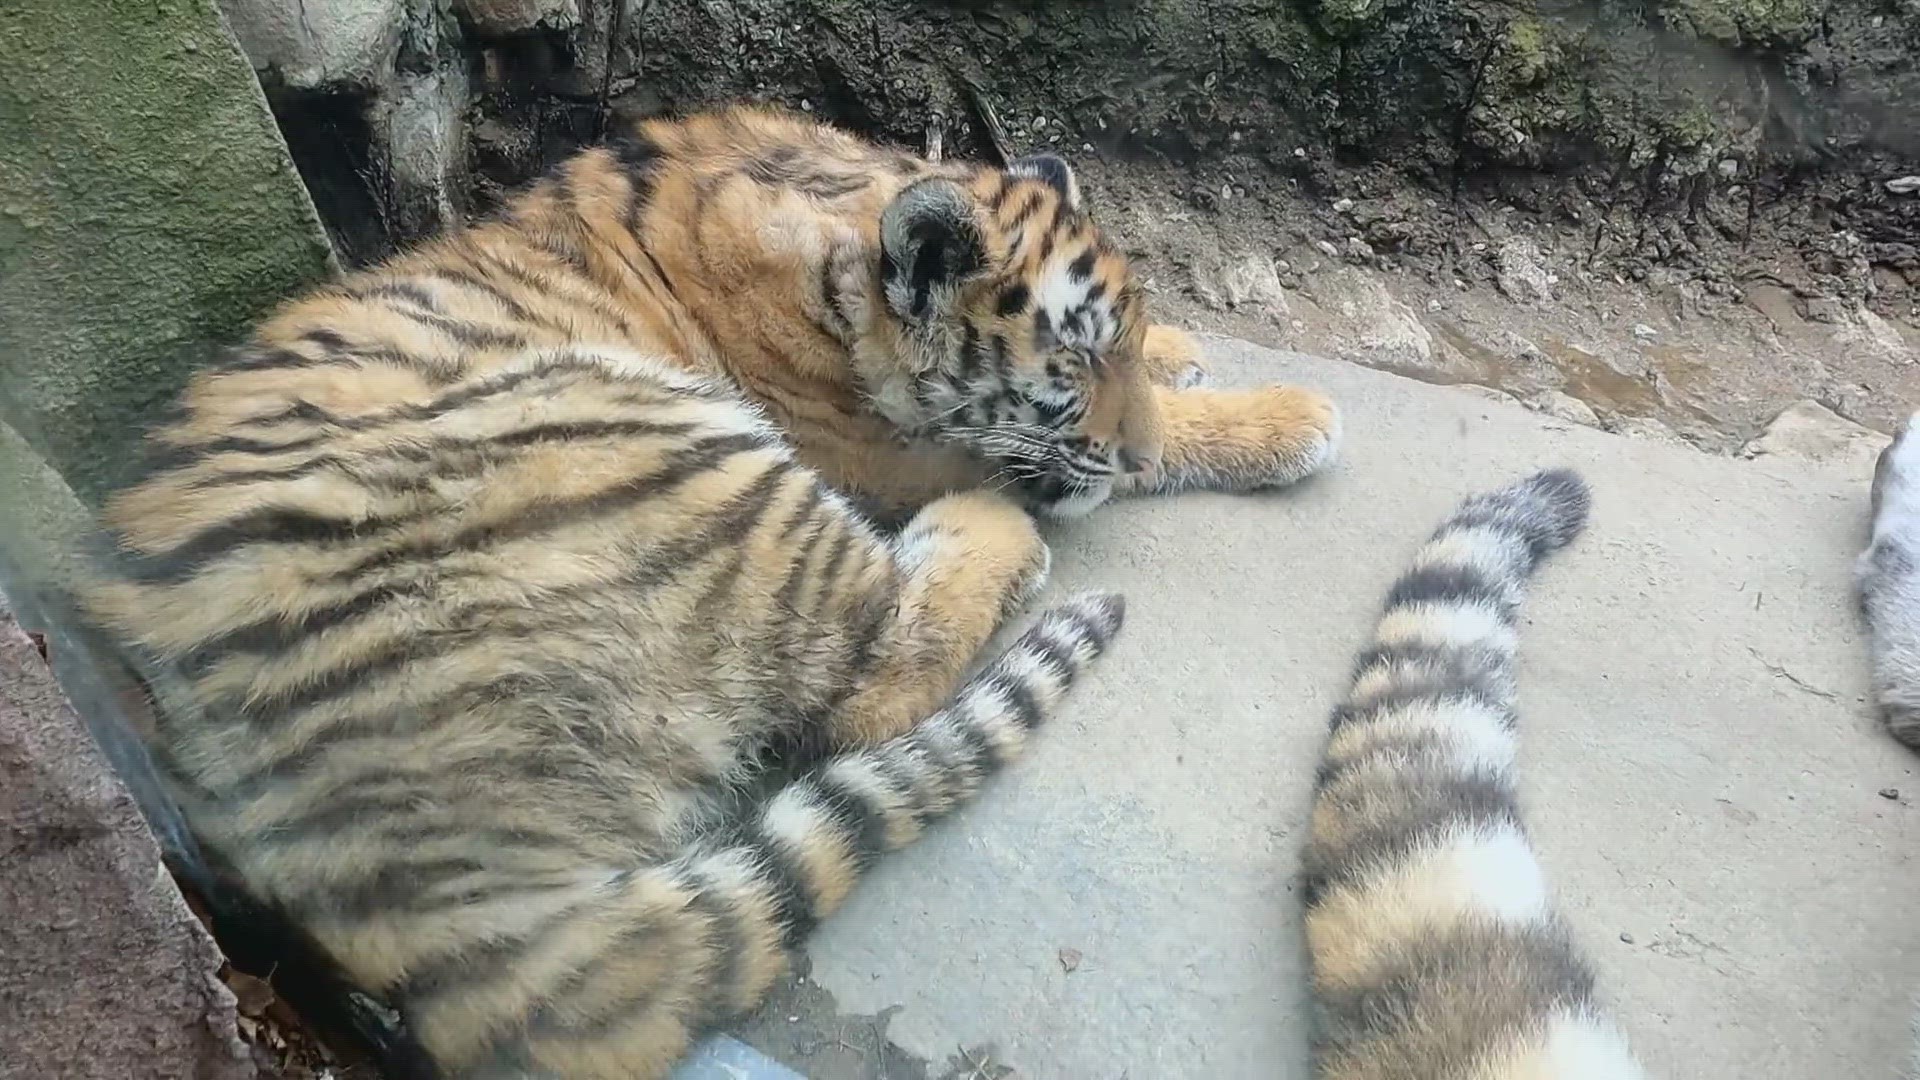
left=0, top=0, right=335, bottom=506
left=1662, top=0, right=1820, bottom=48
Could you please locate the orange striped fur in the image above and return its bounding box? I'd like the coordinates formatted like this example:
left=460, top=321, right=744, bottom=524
left=73, top=105, right=1265, bottom=1078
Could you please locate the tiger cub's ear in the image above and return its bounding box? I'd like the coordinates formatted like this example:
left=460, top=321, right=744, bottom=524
left=879, top=178, right=989, bottom=325
left=1008, top=153, right=1080, bottom=211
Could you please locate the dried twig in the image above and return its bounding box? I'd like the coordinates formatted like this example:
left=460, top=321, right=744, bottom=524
left=958, top=75, right=1014, bottom=167
left=1748, top=647, right=1839, bottom=700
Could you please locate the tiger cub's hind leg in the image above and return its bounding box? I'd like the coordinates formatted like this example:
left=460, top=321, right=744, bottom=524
left=828, top=491, right=1051, bottom=745
left=398, top=596, right=1127, bottom=1080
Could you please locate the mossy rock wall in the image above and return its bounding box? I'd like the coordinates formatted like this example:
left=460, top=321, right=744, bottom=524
left=0, top=0, right=335, bottom=507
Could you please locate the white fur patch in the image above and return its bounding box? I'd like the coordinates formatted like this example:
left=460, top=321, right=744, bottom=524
left=1034, top=259, right=1115, bottom=353
left=761, top=787, right=832, bottom=851
left=1414, top=527, right=1527, bottom=585
left=1035, top=477, right=1115, bottom=520
left=1525, top=1010, right=1649, bottom=1079
left=1366, top=823, right=1549, bottom=924
left=1375, top=600, right=1516, bottom=654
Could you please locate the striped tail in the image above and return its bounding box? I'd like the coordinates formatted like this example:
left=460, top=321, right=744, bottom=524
left=691, top=591, right=1127, bottom=943
left=1301, top=470, right=1647, bottom=1080
left=398, top=593, right=1125, bottom=1080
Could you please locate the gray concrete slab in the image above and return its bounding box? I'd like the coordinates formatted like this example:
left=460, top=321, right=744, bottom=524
left=801, top=337, right=1917, bottom=1079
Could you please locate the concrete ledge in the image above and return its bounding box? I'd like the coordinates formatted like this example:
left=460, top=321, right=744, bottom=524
left=798, top=338, right=1913, bottom=1078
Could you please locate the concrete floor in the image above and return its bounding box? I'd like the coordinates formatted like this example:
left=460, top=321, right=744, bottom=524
left=735, top=338, right=1917, bottom=1078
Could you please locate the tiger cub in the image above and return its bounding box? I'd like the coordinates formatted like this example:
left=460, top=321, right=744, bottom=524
left=1302, top=470, right=1647, bottom=1078
left=205, top=105, right=1337, bottom=525
left=1856, top=412, right=1920, bottom=1077
left=79, top=105, right=1341, bottom=1077
left=86, top=346, right=1125, bottom=1079
left=1859, top=411, right=1920, bottom=750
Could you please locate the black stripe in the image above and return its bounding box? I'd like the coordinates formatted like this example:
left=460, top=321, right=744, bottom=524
left=1383, top=563, right=1513, bottom=612
left=995, top=282, right=1031, bottom=318
left=950, top=709, right=1001, bottom=774
left=805, top=528, right=860, bottom=620
left=337, top=432, right=774, bottom=579
left=778, top=483, right=826, bottom=540
left=808, top=772, right=890, bottom=870
left=1314, top=919, right=1596, bottom=1064
left=1330, top=685, right=1513, bottom=735
left=981, top=669, right=1043, bottom=731
left=187, top=419, right=702, bottom=492
left=747, top=834, right=818, bottom=944
left=957, top=321, right=983, bottom=381
left=1301, top=766, right=1521, bottom=905
left=233, top=458, right=789, bottom=725
left=1067, top=249, right=1097, bottom=281
left=219, top=345, right=322, bottom=373
left=1017, top=629, right=1077, bottom=684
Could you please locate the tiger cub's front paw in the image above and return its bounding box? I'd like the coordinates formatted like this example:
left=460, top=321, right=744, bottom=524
left=1140, top=324, right=1211, bottom=389
left=1156, top=384, right=1342, bottom=494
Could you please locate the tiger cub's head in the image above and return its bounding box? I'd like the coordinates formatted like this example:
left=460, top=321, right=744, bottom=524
left=876, top=154, right=1162, bottom=519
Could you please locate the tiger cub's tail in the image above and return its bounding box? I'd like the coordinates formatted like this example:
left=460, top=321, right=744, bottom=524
left=1302, top=470, right=1647, bottom=1079
left=400, top=593, right=1126, bottom=1079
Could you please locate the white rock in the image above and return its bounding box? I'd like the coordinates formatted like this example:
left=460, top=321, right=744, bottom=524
left=1525, top=390, right=1601, bottom=427
left=1887, top=176, right=1920, bottom=195
left=1191, top=254, right=1290, bottom=323
left=1494, top=238, right=1555, bottom=303
left=1315, top=239, right=1340, bottom=259
left=1741, top=399, right=1892, bottom=469
left=218, top=0, right=407, bottom=91
left=1332, top=197, right=1355, bottom=213
left=1610, top=415, right=1685, bottom=445
left=1321, top=270, right=1434, bottom=366
left=1631, top=323, right=1659, bottom=341
left=371, top=64, right=469, bottom=236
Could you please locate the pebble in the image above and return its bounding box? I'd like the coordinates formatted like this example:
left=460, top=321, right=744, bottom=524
left=1888, top=176, right=1920, bottom=195
left=1619, top=932, right=1635, bottom=944
left=1332, top=197, right=1354, bottom=213
left=1315, top=239, right=1340, bottom=258
left=1879, top=787, right=1900, bottom=800
left=1632, top=323, right=1659, bottom=341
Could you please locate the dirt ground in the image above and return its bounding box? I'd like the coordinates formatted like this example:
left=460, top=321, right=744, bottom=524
left=1067, top=151, right=1920, bottom=453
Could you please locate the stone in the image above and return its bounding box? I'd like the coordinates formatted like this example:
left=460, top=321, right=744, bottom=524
left=1457, top=384, right=1520, bottom=406
left=1609, top=415, right=1686, bottom=445
left=1888, top=176, right=1920, bottom=195
left=1741, top=399, right=1892, bottom=471
left=1, top=0, right=335, bottom=504
left=218, top=0, right=408, bottom=91
left=1525, top=390, right=1602, bottom=427
left=1191, top=254, right=1290, bottom=324
left=1495, top=237, right=1556, bottom=303
left=455, top=0, right=581, bottom=35
left=1320, top=270, right=1435, bottom=367
left=0, top=613, right=255, bottom=1080
left=371, top=64, right=471, bottom=237
left=1632, top=323, right=1660, bottom=341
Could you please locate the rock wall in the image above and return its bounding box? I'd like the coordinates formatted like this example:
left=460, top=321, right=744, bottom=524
left=0, top=0, right=337, bottom=507
left=214, top=0, right=1920, bottom=265
left=0, top=608, right=257, bottom=1080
